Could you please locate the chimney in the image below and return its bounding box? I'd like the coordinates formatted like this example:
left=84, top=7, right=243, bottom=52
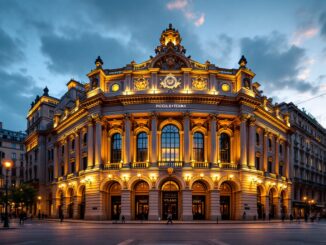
left=0, top=121, right=2, bottom=129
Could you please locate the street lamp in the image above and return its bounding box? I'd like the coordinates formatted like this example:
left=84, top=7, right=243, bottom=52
left=2, top=160, right=12, bottom=228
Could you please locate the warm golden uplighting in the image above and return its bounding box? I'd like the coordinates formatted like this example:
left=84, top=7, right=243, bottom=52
left=303, top=196, right=307, bottom=201
left=108, top=174, right=113, bottom=179
left=37, top=196, right=42, bottom=200
left=3, top=160, right=12, bottom=169
left=137, top=173, right=142, bottom=178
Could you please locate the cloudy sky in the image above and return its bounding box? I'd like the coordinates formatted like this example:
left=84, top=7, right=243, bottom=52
left=1, top=0, right=326, bottom=131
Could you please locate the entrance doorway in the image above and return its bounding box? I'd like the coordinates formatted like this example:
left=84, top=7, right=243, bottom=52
left=269, top=188, right=276, bottom=219
left=134, top=181, right=149, bottom=220
left=79, top=186, right=85, bottom=219
left=67, top=188, right=74, bottom=218
left=109, top=182, right=121, bottom=220
left=220, top=182, right=233, bottom=220
left=161, top=180, right=179, bottom=220
left=257, top=186, right=264, bottom=219
left=192, top=181, right=207, bottom=220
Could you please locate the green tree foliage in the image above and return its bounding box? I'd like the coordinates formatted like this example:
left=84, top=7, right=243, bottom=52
left=9, top=184, right=37, bottom=208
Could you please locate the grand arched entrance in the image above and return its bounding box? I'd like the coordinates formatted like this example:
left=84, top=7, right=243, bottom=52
left=192, top=181, right=207, bottom=220
left=133, top=181, right=149, bottom=220
left=269, top=188, right=277, bottom=219
left=57, top=190, right=64, bottom=218
left=257, top=186, right=264, bottom=219
left=78, top=186, right=85, bottom=219
left=106, top=182, right=121, bottom=220
left=220, top=181, right=237, bottom=220
left=67, top=188, right=74, bottom=218
left=161, top=180, right=180, bottom=220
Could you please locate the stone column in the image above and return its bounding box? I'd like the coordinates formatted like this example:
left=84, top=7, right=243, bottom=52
left=210, top=190, right=221, bottom=221
left=240, top=115, right=248, bottom=168
left=75, top=130, right=80, bottom=173
left=182, top=189, right=192, bottom=221
left=248, top=117, right=256, bottom=169
left=274, top=196, right=281, bottom=219
left=183, top=112, right=190, bottom=167
left=53, top=144, right=58, bottom=179
left=148, top=190, right=159, bottom=220
left=150, top=113, right=157, bottom=167
left=94, top=117, right=102, bottom=167
left=123, top=115, right=131, bottom=168
left=64, top=139, right=69, bottom=175
left=209, top=115, right=217, bottom=167
left=263, top=130, right=268, bottom=172
left=263, top=195, right=269, bottom=218
left=87, top=118, right=94, bottom=168
left=121, top=190, right=131, bottom=220
left=275, top=137, right=279, bottom=175
left=73, top=195, right=79, bottom=219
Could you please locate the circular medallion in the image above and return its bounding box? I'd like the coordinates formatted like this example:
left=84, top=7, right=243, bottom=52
left=221, top=83, right=230, bottom=92
left=111, top=83, right=120, bottom=92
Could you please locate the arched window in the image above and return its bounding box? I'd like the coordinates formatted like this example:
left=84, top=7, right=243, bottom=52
left=161, top=124, right=180, bottom=161
left=136, top=132, right=148, bottom=162
left=71, top=139, right=75, bottom=151
left=111, top=133, right=122, bottom=163
left=268, top=138, right=272, bottom=151
left=220, top=133, right=230, bottom=163
left=193, top=132, right=204, bottom=162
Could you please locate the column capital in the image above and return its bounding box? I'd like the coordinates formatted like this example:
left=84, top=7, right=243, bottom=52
left=150, top=111, right=158, bottom=119
left=209, top=113, right=217, bottom=121
left=249, top=116, right=256, bottom=126
left=240, top=113, right=250, bottom=122
left=73, top=128, right=80, bottom=137
left=183, top=111, right=191, bottom=118
left=124, top=113, right=131, bottom=121
left=263, top=129, right=269, bottom=137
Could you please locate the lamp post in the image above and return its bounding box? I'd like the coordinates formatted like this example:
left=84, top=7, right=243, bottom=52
left=2, top=160, right=12, bottom=228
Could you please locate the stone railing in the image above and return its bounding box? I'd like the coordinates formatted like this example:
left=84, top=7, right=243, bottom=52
left=192, top=161, right=209, bottom=168
left=131, top=162, right=148, bottom=169
left=103, top=163, right=121, bottom=170
left=158, top=161, right=183, bottom=168
left=219, top=163, right=238, bottom=170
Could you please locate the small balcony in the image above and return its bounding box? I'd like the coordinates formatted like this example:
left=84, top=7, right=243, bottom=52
left=131, top=162, right=149, bottom=169
left=219, top=163, right=239, bottom=170
left=192, top=161, right=209, bottom=169
left=103, top=163, right=121, bottom=170
left=158, top=161, right=183, bottom=168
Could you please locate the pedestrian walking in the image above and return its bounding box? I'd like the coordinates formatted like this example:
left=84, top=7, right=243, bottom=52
left=59, top=211, right=64, bottom=223
left=121, top=215, right=125, bottom=224
left=166, top=213, right=173, bottom=224
left=289, top=214, right=293, bottom=223
left=242, top=211, right=246, bottom=221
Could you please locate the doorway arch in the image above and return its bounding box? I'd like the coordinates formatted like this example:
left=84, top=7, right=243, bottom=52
left=105, top=181, right=122, bottom=220
left=67, top=188, right=74, bottom=219
left=133, top=181, right=149, bottom=220
left=161, top=180, right=180, bottom=220
left=219, top=181, right=237, bottom=220
left=269, top=188, right=277, bottom=219
left=192, top=181, right=208, bottom=220
left=257, top=186, right=265, bottom=219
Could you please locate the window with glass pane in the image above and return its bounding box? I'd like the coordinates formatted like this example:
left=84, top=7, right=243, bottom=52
left=220, top=133, right=230, bottom=163
left=161, top=124, right=180, bottom=161
left=193, top=132, right=204, bottom=162
left=111, top=133, right=122, bottom=163
left=136, top=132, right=148, bottom=162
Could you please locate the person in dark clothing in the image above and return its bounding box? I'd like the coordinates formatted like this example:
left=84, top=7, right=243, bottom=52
left=121, top=215, right=125, bottom=224
left=166, top=213, right=173, bottom=224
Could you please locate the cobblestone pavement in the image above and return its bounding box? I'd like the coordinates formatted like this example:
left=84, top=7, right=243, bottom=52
left=1, top=219, right=326, bottom=245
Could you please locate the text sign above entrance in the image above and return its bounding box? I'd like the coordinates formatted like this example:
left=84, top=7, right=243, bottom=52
left=155, top=104, right=187, bottom=109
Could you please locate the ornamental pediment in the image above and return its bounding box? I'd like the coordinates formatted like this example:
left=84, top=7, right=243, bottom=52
left=160, top=73, right=182, bottom=89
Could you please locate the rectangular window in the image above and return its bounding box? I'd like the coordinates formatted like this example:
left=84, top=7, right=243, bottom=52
left=61, top=165, right=64, bottom=176
left=71, top=162, right=75, bottom=173
left=12, top=152, right=16, bottom=160
left=255, top=156, right=260, bottom=170
left=83, top=157, right=87, bottom=170
left=268, top=160, right=273, bottom=173
left=279, top=165, right=283, bottom=176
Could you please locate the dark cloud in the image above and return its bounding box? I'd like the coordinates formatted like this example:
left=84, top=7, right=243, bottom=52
left=0, top=70, right=42, bottom=131
left=0, top=28, right=24, bottom=67
left=240, top=32, right=318, bottom=94
left=207, top=34, right=233, bottom=67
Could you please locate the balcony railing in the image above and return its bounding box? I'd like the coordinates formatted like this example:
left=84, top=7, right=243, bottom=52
left=131, top=162, right=148, bottom=169
left=158, top=161, right=183, bottom=168
left=219, top=163, right=238, bottom=170
left=103, top=163, right=121, bottom=170
left=192, top=161, right=209, bottom=168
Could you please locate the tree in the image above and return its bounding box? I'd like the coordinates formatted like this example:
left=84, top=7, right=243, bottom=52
left=10, top=184, right=37, bottom=213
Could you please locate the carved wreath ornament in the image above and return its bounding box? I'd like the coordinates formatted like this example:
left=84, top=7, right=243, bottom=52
left=134, top=76, right=149, bottom=90
left=192, top=77, right=207, bottom=90
left=160, top=73, right=181, bottom=89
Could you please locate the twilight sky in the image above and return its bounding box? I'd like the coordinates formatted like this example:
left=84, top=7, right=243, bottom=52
left=0, top=0, right=326, bottom=131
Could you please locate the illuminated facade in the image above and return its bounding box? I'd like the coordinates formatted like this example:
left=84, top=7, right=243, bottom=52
left=25, top=24, right=299, bottom=221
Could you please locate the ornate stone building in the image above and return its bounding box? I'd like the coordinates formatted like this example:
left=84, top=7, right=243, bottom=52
left=25, top=24, right=298, bottom=221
